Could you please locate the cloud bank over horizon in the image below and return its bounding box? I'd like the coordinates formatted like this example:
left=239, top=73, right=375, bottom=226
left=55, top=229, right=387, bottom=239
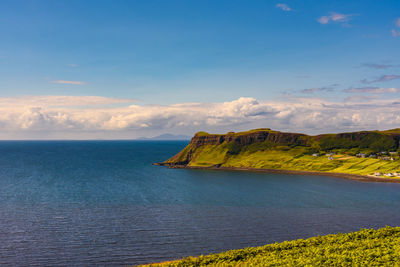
left=1, top=95, right=400, bottom=139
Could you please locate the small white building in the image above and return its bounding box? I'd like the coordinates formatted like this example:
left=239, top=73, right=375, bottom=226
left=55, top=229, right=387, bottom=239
left=312, top=153, right=319, bottom=157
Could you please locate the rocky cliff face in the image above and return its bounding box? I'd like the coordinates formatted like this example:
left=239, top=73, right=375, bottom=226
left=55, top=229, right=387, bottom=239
left=189, top=130, right=308, bottom=147
left=160, top=128, right=400, bottom=166
left=160, top=130, right=309, bottom=165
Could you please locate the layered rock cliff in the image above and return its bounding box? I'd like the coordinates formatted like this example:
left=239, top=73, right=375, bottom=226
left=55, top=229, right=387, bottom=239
left=189, top=129, right=308, bottom=147
left=159, top=128, right=400, bottom=167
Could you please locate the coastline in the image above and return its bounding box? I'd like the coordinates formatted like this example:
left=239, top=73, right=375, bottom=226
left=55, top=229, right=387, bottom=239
left=154, top=163, right=400, bottom=183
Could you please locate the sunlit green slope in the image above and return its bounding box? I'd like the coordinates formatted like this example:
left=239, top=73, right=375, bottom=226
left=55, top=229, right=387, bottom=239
left=163, top=128, right=400, bottom=176
left=144, top=226, right=400, bottom=266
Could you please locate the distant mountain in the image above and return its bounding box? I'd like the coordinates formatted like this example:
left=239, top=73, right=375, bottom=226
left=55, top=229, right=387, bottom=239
left=137, top=133, right=191, bottom=140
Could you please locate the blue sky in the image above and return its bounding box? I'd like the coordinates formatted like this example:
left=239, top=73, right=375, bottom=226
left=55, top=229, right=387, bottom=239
left=0, top=0, right=399, bottom=138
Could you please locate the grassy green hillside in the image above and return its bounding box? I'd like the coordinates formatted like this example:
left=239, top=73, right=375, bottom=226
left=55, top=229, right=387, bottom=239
left=163, top=129, right=400, bottom=177
left=144, top=226, right=400, bottom=266
left=187, top=144, right=400, bottom=176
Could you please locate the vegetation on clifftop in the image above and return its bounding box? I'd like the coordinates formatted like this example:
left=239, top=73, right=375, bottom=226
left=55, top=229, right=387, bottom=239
left=163, top=128, right=400, bottom=177
left=144, top=226, right=400, bottom=266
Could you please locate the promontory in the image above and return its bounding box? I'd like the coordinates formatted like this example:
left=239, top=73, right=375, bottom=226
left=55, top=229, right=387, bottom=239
left=155, top=128, right=400, bottom=182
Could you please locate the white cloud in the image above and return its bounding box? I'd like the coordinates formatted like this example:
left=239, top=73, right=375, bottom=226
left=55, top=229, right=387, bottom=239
left=276, top=3, right=292, bottom=12
left=51, top=80, right=85, bottom=85
left=2, top=95, right=400, bottom=139
left=318, top=12, right=354, bottom=25
left=318, top=16, right=330, bottom=24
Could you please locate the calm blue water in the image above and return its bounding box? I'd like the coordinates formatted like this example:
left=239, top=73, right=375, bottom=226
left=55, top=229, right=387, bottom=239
left=1, top=141, right=400, bottom=266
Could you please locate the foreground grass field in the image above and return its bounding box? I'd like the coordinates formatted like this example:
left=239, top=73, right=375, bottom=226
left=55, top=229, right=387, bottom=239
left=144, top=226, right=400, bottom=266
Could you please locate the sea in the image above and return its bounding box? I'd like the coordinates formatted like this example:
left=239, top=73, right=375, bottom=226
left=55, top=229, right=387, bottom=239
left=1, top=140, right=400, bottom=266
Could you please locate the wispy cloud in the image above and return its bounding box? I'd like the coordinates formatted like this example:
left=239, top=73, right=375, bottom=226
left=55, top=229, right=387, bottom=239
left=300, top=84, right=338, bottom=94
left=392, top=18, right=400, bottom=37
left=67, top=64, right=78, bottom=67
left=301, top=87, right=333, bottom=94
left=360, top=63, right=398, bottom=69
left=344, top=87, right=399, bottom=94
left=51, top=80, right=85, bottom=85
left=0, top=95, right=133, bottom=108
left=276, top=3, right=292, bottom=12
left=361, top=75, right=400, bottom=84
left=392, top=30, right=400, bottom=37
left=344, top=95, right=377, bottom=102
left=317, top=12, right=354, bottom=25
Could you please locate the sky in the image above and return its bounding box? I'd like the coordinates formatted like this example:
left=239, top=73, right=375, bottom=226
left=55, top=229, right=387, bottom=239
left=0, top=0, right=399, bottom=139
